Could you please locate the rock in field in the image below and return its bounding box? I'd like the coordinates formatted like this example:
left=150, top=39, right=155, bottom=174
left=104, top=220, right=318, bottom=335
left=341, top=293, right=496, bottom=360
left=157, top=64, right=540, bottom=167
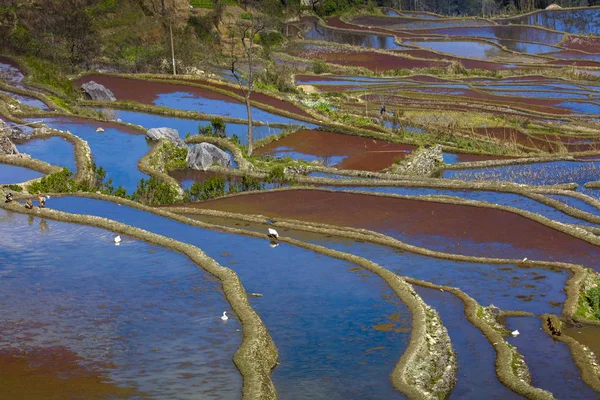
left=186, top=143, right=232, bottom=171
left=81, top=81, right=116, bottom=102
left=146, top=127, right=185, bottom=148
left=0, top=137, right=19, bottom=155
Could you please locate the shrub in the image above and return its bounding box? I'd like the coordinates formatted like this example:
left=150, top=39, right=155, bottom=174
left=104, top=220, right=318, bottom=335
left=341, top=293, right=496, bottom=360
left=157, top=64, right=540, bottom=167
left=132, top=177, right=178, bottom=205
left=211, top=117, right=226, bottom=137
left=162, top=142, right=188, bottom=171
left=28, top=167, right=79, bottom=194
left=585, top=286, right=600, bottom=319
left=7, top=184, right=23, bottom=192
left=312, top=60, right=330, bottom=75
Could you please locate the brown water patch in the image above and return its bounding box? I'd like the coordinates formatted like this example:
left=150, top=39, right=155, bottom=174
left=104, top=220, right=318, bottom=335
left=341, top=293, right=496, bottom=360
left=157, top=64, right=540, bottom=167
left=183, top=189, right=600, bottom=268
left=256, top=129, right=416, bottom=171
left=293, top=46, right=450, bottom=71
left=563, top=325, right=600, bottom=360
left=373, top=323, right=395, bottom=332
left=547, top=59, right=600, bottom=68
left=177, top=79, right=313, bottom=119
left=76, top=74, right=241, bottom=106
left=0, top=346, right=139, bottom=399
left=562, top=36, right=600, bottom=53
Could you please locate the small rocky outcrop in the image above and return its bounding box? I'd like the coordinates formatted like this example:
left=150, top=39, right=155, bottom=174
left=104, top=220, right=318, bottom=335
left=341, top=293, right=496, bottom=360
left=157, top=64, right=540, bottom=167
left=0, top=136, right=19, bottom=155
left=391, top=144, right=444, bottom=176
left=81, top=81, right=117, bottom=102
left=146, top=127, right=185, bottom=148
left=546, top=3, right=561, bottom=9
left=186, top=143, right=232, bottom=171
left=0, top=120, right=30, bottom=141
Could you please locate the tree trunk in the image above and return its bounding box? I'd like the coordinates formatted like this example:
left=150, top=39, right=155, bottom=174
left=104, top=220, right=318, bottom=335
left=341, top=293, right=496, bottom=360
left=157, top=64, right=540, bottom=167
left=245, top=94, right=253, bottom=155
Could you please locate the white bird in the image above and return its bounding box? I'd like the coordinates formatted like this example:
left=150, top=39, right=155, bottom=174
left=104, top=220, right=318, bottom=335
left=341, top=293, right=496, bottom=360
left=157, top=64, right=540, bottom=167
left=221, top=311, right=228, bottom=321
left=522, top=257, right=528, bottom=262
left=114, top=235, right=121, bottom=244
left=511, top=330, right=520, bottom=337
left=267, top=228, right=279, bottom=240
left=96, top=127, right=104, bottom=132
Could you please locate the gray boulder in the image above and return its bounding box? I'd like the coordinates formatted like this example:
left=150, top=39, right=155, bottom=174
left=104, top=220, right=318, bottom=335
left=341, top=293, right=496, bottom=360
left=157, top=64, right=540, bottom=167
left=0, top=120, right=30, bottom=141
left=146, top=127, right=185, bottom=148
left=186, top=143, right=232, bottom=171
left=81, top=81, right=116, bottom=102
left=0, top=137, right=19, bottom=155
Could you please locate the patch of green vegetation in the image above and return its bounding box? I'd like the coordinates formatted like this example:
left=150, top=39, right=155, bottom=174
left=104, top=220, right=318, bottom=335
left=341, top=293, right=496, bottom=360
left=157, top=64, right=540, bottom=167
left=183, top=174, right=264, bottom=202
left=240, top=12, right=253, bottom=20
left=163, top=142, right=188, bottom=171
left=312, top=60, right=330, bottom=75
left=5, top=184, right=23, bottom=192
left=27, top=164, right=126, bottom=197
left=23, top=56, right=77, bottom=98
left=132, top=177, right=179, bottom=205
left=197, top=117, right=227, bottom=137
left=577, top=281, right=600, bottom=320
left=190, top=0, right=236, bottom=8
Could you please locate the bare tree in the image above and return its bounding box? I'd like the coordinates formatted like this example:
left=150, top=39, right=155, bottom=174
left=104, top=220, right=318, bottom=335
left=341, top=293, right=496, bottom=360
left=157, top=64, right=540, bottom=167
left=229, top=14, right=266, bottom=156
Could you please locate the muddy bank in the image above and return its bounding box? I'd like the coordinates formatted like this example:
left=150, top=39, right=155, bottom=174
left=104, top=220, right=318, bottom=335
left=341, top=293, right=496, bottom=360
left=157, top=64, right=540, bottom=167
left=256, top=129, right=416, bottom=171
left=184, top=189, right=600, bottom=268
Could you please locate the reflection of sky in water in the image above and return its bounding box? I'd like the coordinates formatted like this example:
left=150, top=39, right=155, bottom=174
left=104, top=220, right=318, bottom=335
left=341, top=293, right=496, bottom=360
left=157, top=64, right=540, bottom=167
left=0, top=210, right=242, bottom=399
left=544, top=52, right=600, bottom=61
left=154, top=92, right=309, bottom=126
left=0, top=61, right=24, bottom=86
left=499, top=40, right=560, bottom=54
left=556, top=101, right=600, bottom=115
left=0, top=164, right=43, bottom=183
left=100, top=109, right=288, bottom=145
left=546, top=194, right=600, bottom=217
left=305, top=22, right=407, bottom=50
left=505, top=317, right=600, bottom=399
left=47, top=196, right=412, bottom=400
left=486, top=90, right=589, bottom=99
left=509, top=8, right=600, bottom=36
left=424, top=26, right=563, bottom=45
left=26, top=118, right=150, bottom=193
left=15, top=136, right=76, bottom=171
left=444, top=161, right=600, bottom=187
left=0, top=90, right=49, bottom=110
left=404, top=40, right=504, bottom=60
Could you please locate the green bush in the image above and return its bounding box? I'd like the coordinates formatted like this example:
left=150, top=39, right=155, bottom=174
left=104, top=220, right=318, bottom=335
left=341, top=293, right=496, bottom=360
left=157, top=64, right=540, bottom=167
left=6, top=184, right=23, bottom=192
left=162, top=142, right=188, bottom=171
left=132, top=177, right=178, bottom=205
left=211, top=117, right=226, bottom=137
left=585, top=286, right=600, bottom=319
left=28, top=168, right=79, bottom=194
left=312, top=60, right=330, bottom=75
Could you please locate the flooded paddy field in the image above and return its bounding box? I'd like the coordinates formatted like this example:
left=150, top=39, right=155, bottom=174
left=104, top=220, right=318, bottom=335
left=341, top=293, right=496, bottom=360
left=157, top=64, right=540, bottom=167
left=0, top=209, right=242, bottom=399
left=4, top=5, right=600, bottom=399
left=188, top=189, right=600, bottom=268
left=0, top=164, right=43, bottom=184
left=76, top=75, right=310, bottom=125
left=99, top=108, right=290, bottom=145
left=24, top=117, right=151, bottom=193
left=45, top=196, right=414, bottom=399
left=256, top=129, right=415, bottom=171
left=14, top=136, right=76, bottom=172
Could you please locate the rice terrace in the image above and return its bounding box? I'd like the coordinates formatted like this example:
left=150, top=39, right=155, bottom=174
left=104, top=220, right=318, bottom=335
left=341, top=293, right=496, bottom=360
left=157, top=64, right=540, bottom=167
left=3, top=0, right=600, bottom=398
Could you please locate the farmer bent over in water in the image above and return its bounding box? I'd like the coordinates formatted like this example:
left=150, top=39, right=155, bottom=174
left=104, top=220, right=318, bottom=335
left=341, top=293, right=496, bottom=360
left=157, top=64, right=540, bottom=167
left=24, top=198, right=33, bottom=209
